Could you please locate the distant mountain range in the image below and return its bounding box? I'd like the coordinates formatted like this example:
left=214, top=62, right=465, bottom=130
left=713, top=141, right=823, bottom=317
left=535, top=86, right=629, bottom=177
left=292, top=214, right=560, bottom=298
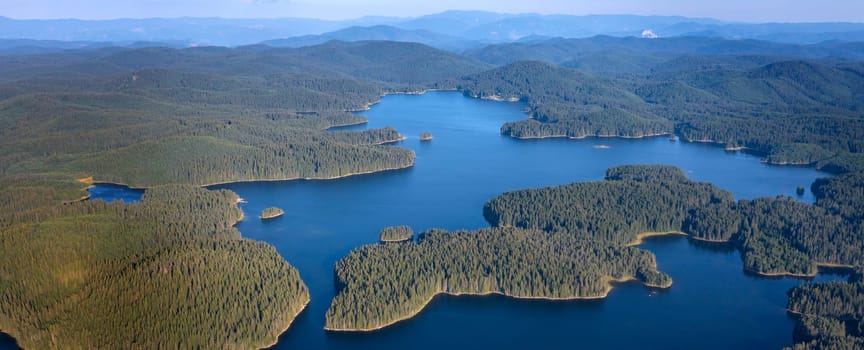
left=260, top=25, right=481, bottom=52
left=2, top=11, right=864, bottom=50
left=464, top=36, right=864, bottom=66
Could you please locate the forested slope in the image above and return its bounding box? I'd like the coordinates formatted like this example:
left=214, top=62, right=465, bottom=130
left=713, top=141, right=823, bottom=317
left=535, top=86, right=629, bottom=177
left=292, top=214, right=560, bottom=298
left=0, top=41, right=489, bottom=187
left=451, top=54, right=864, bottom=172
left=464, top=36, right=864, bottom=66
left=0, top=185, right=309, bottom=349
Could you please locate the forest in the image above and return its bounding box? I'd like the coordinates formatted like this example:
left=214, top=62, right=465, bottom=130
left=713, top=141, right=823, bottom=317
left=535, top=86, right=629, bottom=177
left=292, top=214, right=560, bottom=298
left=484, top=165, right=734, bottom=244
left=0, top=185, right=309, bottom=349
left=0, top=57, right=431, bottom=188
left=451, top=57, right=864, bottom=172
left=785, top=269, right=864, bottom=349
left=485, top=165, right=864, bottom=277
left=379, top=225, right=413, bottom=243
left=2, top=36, right=864, bottom=348
left=325, top=227, right=670, bottom=331
left=0, top=41, right=487, bottom=348
left=261, top=207, right=285, bottom=219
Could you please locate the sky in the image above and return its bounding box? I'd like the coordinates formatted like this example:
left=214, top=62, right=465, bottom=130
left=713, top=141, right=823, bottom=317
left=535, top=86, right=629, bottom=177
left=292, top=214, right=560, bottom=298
left=1, top=0, right=863, bottom=23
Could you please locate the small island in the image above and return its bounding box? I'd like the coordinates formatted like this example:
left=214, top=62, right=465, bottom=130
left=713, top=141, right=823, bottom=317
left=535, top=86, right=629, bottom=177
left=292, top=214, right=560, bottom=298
left=419, top=132, right=433, bottom=141
left=379, top=225, right=413, bottom=243
left=260, top=207, right=285, bottom=220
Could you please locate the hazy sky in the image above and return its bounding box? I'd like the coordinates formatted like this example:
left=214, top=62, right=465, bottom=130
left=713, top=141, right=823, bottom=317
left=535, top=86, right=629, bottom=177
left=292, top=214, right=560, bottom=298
left=1, top=0, right=863, bottom=22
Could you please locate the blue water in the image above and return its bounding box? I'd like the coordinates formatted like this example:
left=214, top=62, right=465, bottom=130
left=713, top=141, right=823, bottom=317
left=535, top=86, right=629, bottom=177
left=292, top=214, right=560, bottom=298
left=87, top=183, right=144, bottom=203
left=1, top=92, right=844, bottom=349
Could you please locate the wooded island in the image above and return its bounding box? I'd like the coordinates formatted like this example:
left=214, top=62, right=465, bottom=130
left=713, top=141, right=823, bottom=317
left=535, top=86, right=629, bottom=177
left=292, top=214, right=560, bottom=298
left=379, top=226, right=413, bottom=243
left=261, top=207, right=285, bottom=220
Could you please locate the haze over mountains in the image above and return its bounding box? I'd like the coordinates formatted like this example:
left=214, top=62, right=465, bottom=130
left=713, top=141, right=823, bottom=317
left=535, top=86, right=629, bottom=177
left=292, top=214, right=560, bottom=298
left=3, top=10, right=864, bottom=51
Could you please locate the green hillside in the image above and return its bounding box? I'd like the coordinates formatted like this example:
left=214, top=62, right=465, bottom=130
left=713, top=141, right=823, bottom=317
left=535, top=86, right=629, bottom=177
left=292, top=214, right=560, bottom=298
left=454, top=59, right=864, bottom=171
left=0, top=185, right=309, bottom=349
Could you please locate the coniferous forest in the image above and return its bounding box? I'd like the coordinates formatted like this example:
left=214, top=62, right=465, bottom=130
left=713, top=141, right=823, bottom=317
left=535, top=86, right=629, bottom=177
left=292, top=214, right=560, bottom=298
left=326, top=227, right=670, bottom=331
left=378, top=225, right=414, bottom=243
left=482, top=165, right=864, bottom=348
left=485, top=165, right=864, bottom=277
left=1, top=33, right=863, bottom=349
left=0, top=41, right=483, bottom=348
left=451, top=59, right=864, bottom=173
left=0, top=185, right=309, bottom=349
left=785, top=269, right=864, bottom=349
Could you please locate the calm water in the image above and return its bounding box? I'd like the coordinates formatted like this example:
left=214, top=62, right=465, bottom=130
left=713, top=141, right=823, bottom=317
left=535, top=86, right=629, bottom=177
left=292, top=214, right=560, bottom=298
left=87, top=183, right=144, bottom=203
left=1, top=92, right=845, bottom=349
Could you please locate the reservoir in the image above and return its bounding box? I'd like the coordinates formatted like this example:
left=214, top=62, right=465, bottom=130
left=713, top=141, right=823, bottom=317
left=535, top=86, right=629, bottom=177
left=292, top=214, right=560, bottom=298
left=48, top=92, right=844, bottom=349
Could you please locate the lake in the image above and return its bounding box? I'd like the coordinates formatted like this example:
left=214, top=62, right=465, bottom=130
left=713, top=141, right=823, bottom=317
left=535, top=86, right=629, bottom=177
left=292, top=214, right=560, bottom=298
left=3, top=92, right=843, bottom=349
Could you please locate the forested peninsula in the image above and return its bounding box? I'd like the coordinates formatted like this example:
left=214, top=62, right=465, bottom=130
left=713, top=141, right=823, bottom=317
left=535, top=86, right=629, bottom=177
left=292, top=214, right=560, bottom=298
left=485, top=165, right=864, bottom=277
left=0, top=185, right=309, bottom=349
left=325, top=227, right=670, bottom=331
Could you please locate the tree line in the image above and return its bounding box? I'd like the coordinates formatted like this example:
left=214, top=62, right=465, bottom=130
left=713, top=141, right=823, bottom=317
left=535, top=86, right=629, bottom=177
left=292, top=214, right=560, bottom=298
left=325, top=227, right=670, bottom=331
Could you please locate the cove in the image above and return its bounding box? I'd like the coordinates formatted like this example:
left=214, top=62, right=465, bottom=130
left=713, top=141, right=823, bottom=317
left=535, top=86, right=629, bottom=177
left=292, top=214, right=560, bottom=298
left=86, top=183, right=145, bottom=203
left=7, top=92, right=842, bottom=350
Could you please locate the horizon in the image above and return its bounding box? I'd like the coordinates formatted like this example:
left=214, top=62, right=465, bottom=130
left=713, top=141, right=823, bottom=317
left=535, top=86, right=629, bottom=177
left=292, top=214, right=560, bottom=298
left=1, top=1, right=864, bottom=23
left=1, top=11, right=863, bottom=25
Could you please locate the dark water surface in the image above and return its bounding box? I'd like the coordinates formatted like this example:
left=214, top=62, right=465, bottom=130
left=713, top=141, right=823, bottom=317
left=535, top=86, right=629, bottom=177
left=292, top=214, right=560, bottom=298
left=2, top=92, right=845, bottom=349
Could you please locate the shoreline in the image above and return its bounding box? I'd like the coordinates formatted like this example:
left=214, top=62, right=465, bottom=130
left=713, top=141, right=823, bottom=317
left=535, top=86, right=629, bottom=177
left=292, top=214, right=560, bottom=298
left=744, top=262, right=856, bottom=278
left=325, top=276, right=669, bottom=332
left=258, top=298, right=310, bottom=350
left=763, top=160, right=817, bottom=166
left=369, top=136, right=406, bottom=146
left=326, top=120, right=369, bottom=130
left=511, top=132, right=670, bottom=141
left=346, top=88, right=459, bottom=112
left=689, top=236, right=733, bottom=244
left=380, top=238, right=412, bottom=244
left=78, top=162, right=415, bottom=193
left=745, top=268, right=817, bottom=278
left=200, top=163, right=415, bottom=188
left=479, top=95, right=521, bottom=102
left=260, top=212, right=284, bottom=220
left=0, top=329, right=20, bottom=350
left=627, top=231, right=856, bottom=279
left=627, top=231, right=687, bottom=246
